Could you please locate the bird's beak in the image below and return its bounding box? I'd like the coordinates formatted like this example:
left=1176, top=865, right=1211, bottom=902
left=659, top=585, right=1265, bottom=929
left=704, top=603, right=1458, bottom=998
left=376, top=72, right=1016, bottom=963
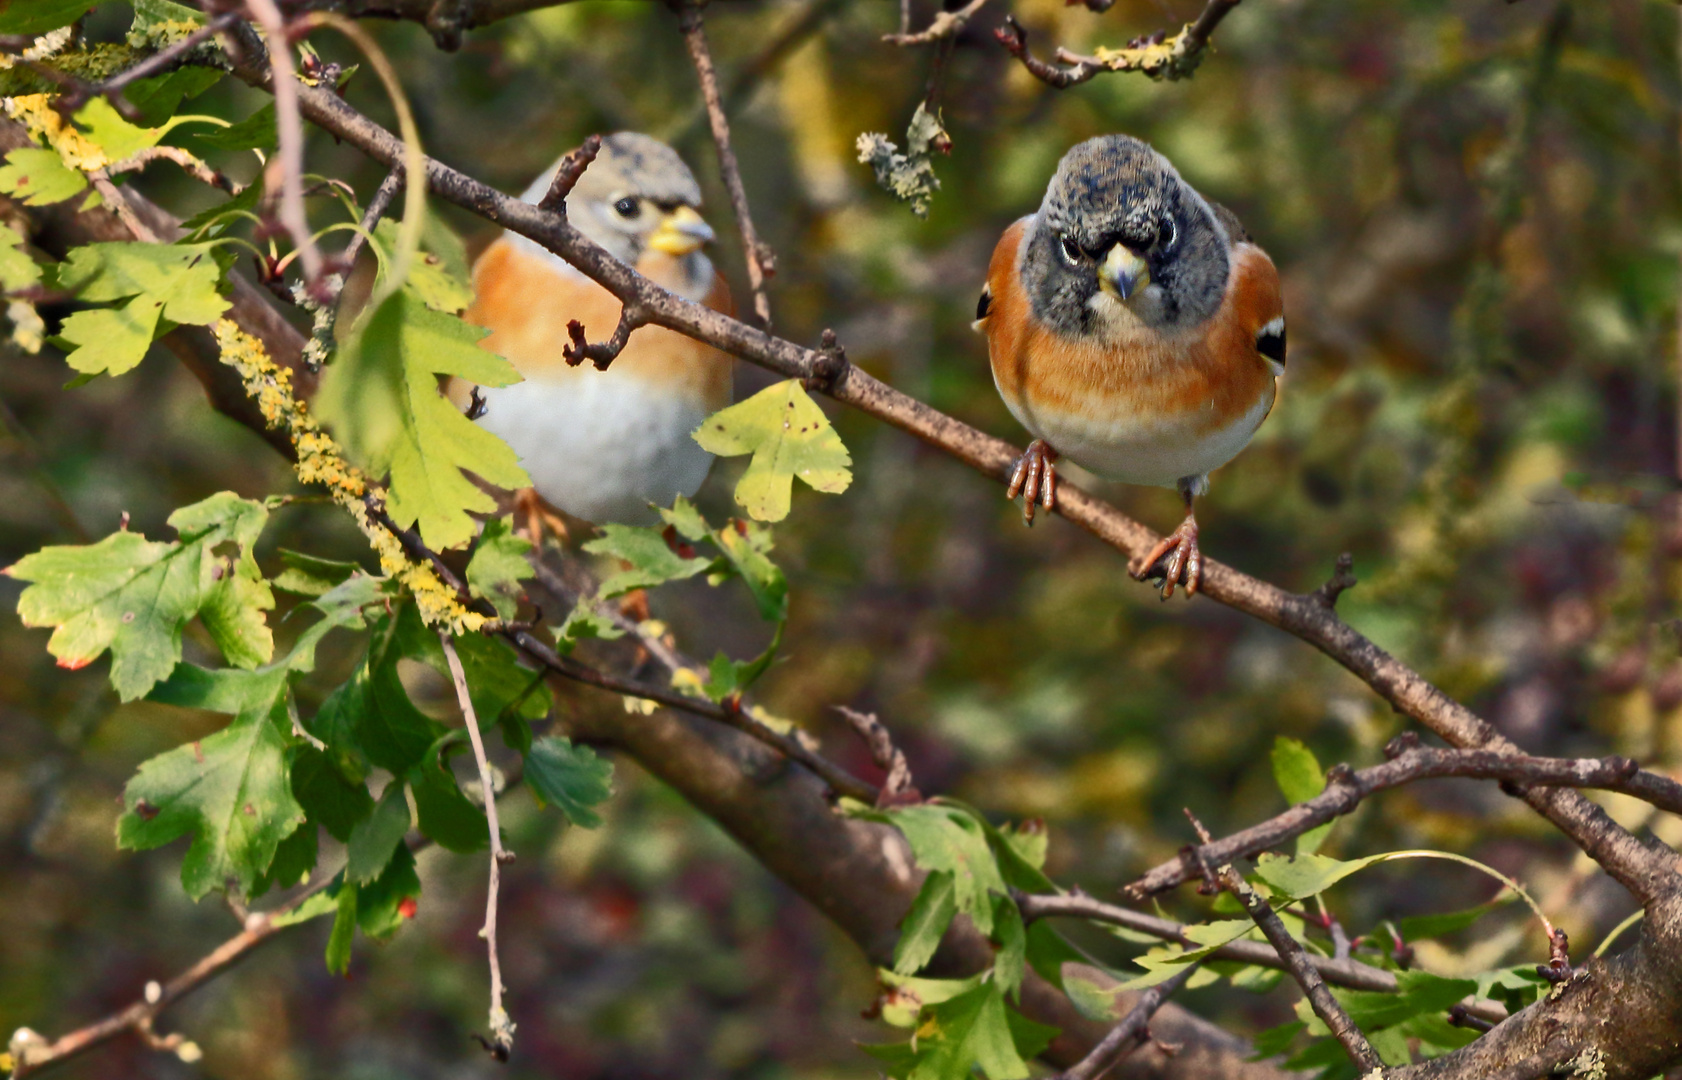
left=1098, top=244, right=1149, bottom=301
left=648, top=205, right=714, bottom=256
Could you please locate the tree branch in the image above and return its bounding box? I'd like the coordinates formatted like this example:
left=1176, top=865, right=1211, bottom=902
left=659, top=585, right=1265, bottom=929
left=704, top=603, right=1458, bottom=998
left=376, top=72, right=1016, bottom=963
left=995, top=0, right=1243, bottom=88
left=1191, top=815, right=1383, bottom=1073
left=676, top=0, right=774, bottom=328
left=1057, top=963, right=1200, bottom=1080
left=883, top=0, right=990, bottom=46
left=224, top=60, right=1680, bottom=909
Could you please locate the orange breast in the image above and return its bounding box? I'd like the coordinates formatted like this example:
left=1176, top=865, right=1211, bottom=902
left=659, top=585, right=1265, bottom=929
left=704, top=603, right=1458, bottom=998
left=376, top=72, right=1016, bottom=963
left=449, top=240, right=734, bottom=413
left=982, top=220, right=1279, bottom=441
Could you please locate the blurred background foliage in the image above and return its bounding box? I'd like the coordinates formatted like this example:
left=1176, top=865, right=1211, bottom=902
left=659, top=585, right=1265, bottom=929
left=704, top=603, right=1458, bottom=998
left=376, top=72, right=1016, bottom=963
left=4, top=0, right=1682, bottom=1076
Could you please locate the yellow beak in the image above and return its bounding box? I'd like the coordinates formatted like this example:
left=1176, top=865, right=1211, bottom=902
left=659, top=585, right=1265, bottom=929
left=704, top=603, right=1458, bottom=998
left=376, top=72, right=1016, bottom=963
left=648, top=205, right=715, bottom=256
left=1098, top=244, right=1149, bottom=300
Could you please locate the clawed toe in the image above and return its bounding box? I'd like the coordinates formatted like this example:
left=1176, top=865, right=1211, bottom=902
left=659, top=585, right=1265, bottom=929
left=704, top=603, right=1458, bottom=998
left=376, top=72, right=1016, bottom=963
left=1006, top=440, right=1060, bottom=526
left=1131, top=515, right=1202, bottom=599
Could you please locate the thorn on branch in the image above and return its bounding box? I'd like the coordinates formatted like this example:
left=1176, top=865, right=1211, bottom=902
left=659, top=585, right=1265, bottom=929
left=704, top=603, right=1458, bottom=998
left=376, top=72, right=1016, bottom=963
left=835, top=706, right=920, bottom=806
left=804, top=328, right=851, bottom=395
left=563, top=307, right=644, bottom=370
left=1312, top=553, right=1358, bottom=609
left=537, top=135, right=603, bottom=214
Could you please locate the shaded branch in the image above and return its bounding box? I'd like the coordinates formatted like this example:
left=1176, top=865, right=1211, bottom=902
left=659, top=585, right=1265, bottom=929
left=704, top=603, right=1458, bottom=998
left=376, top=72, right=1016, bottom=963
left=996, top=0, right=1244, bottom=88
left=676, top=0, right=774, bottom=328
left=1057, top=963, right=1199, bottom=1080
left=562, top=305, right=644, bottom=370
left=883, top=0, right=989, bottom=46
left=535, top=134, right=602, bottom=213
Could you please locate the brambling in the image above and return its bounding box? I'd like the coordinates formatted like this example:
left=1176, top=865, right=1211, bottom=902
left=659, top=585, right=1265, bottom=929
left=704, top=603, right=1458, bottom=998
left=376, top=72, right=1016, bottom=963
left=975, top=135, right=1285, bottom=598
left=448, top=132, right=734, bottom=536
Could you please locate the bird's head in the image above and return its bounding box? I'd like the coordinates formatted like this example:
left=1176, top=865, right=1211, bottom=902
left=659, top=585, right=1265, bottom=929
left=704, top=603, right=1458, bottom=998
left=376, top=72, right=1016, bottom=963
left=559, top=132, right=716, bottom=267
left=1023, top=134, right=1231, bottom=341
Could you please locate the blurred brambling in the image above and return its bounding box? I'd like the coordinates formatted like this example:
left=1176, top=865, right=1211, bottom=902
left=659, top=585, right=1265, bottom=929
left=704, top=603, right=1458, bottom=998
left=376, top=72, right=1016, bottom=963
left=975, top=135, right=1285, bottom=598
left=449, top=132, right=733, bottom=536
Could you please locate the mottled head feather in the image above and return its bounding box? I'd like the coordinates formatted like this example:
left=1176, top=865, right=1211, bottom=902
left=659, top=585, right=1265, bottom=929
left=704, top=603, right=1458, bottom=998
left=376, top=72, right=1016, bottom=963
left=514, top=132, right=706, bottom=268
left=1021, top=134, right=1233, bottom=340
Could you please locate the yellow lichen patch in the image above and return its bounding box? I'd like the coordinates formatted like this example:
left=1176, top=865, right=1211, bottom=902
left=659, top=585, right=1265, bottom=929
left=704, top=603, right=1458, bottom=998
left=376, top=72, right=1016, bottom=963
left=5, top=94, right=110, bottom=171
left=211, top=319, right=486, bottom=635
left=1091, top=25, right=1207, bottom=81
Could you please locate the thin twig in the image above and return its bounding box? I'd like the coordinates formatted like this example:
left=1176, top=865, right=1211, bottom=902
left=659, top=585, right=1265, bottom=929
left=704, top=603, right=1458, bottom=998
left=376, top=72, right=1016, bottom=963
left=883, top=0, right=989, bottom=46
left=835, top=706, right=919, bottom=805
left=562, top=305, right=644, bottom=369
left=1189, top=813, right=1383, bottom=1073
left=340, top=166, right=404, bottom=272
left=1055, top=963, right=1198, bottom=1080
left=439, top=631, right=516, bottom=1061
left=244, top=0, right=325, bottom=286
left=60, top=11, right=240, bottom=113
left=1121, top=740, right=1676, bottom=901
left=677, top=0, right=773, bottom=328
left=536, top=134, right=602, bottom=213
left=1014, top=890, right=1510, bottom=1024
left=108, top=146, right=241, bottom=194
left=996, top=0, right=1243, bottom=88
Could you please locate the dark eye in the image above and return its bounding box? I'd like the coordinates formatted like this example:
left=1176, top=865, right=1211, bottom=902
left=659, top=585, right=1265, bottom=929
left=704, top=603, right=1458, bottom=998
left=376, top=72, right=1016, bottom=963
left=614, top=197, right=640, bottom=219
left=1058, top=235, right=1082, bottom=266
left=1159, top=216, right=1178, bottom=250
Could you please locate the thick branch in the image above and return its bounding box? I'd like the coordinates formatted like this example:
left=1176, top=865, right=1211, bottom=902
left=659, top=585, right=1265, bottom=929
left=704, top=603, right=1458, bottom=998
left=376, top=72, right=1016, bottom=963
left=231, top=62, right=1680, bottom=907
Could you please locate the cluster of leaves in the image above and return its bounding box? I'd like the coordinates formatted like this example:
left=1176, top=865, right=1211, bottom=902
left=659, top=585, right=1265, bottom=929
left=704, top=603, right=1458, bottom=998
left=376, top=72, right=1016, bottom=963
left=7, top=493, right=613, bottom=970
left=851, top=739, right=1565, bottom=1079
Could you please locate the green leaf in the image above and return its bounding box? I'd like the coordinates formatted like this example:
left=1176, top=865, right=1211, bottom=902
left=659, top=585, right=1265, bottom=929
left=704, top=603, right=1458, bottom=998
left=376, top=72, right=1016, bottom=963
left=124, top=66, right=223, bottom=128
left=1270, top=737, right=1332, bottom=855
left=116, top=695, right=305, bottom=899
left=373, top=218, right=473, bottom=314
left=270, top=887, right=339, bottom=929
left=1337, top=971, right=1478, bottom=1031
left=345, top=781, right=411, bottom=884
left=466, top=516, right=532, bottom=620
left=391, top=604, right=550, bottom=725
left=310, top=613, right=442, bottom=775
left=55, top=295, right=162, bottom=376
left=1246, top=1020, right=1306, bottom=1061
left=291, top=745, right=373, bottom=842
left=318, top=289, right=529, bottom=550
left=326, top=881, right=358, bottom=975
left=583, top=522, right=711, bottom=598
left=1395, top=896, right=1514, bottom=943
left=0, top=147, right=89, bottom=207
left=525, top=735, right=614, bottom=827
left=8, top=492, right=274, bottom=699
left=850, top=803, right=1008, bottom=937
left=357, top=844, right=422, bottom=939
left=691, top=379, right=852, bottom=522
left=57, top=241, right=228, bottom=324
left=893, top=870, right=957, bottom=976
left=554, top=599, right=624, bottom=655
left=909, top=982, right=1030, bottom=1080
left=251, top=820, right=317, bottom=899
left=1062, top=962, right=1129, bottom=1023
left=713, top=518, right=787, bottom=622
left=1023, top=921, right=1087, bottom=990
left=658, top=494, right=711, bottom=542
left=1002, top=1007, right=1059, bottom=1068
left=0, top=0, right=105, bottom=34
left=699, top=619, right=782, bottom=702
left=179, top=181, right=262, bottom=239
left=991, top=895, right=1027, bottom=999
left=407, top=754, right=488, bottom=853
left=71, top=97, right=163, bottom=162
left=1252, top=851, right=1388, bottom=902
left=273, top=550, right=363, bottom=598
left=0, top=221, right=41, bottom=293
left=180, top=103, right=276, bottom=153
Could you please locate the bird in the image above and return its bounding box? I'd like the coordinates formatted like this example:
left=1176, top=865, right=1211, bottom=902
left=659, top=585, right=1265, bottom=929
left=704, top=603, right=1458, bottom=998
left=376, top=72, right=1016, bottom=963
left=448, top=132, right=734, bottom=539
left=974, top=134, right=1284, bottom=599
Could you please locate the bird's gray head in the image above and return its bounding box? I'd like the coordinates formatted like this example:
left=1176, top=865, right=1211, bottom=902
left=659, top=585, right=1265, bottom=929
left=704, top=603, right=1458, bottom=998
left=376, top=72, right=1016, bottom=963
left=523, top=132, right=714, bottom=267
left=1021, top=135, right=1231, bottom=340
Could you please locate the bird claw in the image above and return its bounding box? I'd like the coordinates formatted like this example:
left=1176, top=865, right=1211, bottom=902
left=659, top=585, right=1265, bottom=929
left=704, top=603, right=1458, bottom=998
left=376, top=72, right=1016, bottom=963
left=514, top=488, right=570, bottom=548
left=1006, top=440, right=1059, bottom=526
left=1132, top=514, right=1201, bottom=599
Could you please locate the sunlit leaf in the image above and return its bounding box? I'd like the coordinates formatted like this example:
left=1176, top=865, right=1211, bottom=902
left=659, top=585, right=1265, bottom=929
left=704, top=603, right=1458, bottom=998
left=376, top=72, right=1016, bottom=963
left=692, top=379, right=851, bottom=522
left=0, top=147, right=88, bottom=207
left=1270, top=737, right=1332, bottom=855
left=893, top=870, right=956, bottom=976
left=466, top=516, right=532, bottom=620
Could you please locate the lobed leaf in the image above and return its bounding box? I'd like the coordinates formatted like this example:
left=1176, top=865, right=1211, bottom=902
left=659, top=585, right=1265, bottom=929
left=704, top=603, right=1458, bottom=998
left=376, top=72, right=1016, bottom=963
left=0, top=147, right=89, bottom=207
left=692, top=379, right=851, bottom=522
left=465, top=516, right=533, bottom=620
left=525, top=735, right=614, bottom=828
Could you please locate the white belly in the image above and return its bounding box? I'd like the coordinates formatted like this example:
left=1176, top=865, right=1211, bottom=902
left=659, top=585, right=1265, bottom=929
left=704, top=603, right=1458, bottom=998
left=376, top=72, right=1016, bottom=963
left=476, top=374, right=715, bottom=525
left=1007, top=381, right=1275, bottom=489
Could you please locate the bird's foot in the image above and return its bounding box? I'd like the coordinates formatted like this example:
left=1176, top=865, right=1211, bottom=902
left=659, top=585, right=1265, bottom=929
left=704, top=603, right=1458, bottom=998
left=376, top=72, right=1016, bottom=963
left=1006, top=440, right=1060, bottom=526
left=514, top=488, right=570, bottom=549
left=1131, top=513, right=1202, bottom=599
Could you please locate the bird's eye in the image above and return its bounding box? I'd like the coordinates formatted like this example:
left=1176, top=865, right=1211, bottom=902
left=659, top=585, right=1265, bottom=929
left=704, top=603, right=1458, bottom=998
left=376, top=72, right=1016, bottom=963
left=1159, top=216, right=1178, bottom=251
left=614, top=197, right=640, bottom=219
left=1058, top=235, right=1083, bottom=267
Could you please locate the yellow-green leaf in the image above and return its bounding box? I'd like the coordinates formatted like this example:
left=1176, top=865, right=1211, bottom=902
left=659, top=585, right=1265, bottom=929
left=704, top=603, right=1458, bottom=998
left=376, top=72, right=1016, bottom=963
left=0, top=148, right=88, bottom=207
left=692, top=379, right=851, bottom=522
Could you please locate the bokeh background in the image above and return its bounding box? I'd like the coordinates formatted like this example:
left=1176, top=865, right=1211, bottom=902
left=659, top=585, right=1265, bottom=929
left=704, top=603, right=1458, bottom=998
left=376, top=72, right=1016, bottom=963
left=4, top=0, right=1682, bottom=1076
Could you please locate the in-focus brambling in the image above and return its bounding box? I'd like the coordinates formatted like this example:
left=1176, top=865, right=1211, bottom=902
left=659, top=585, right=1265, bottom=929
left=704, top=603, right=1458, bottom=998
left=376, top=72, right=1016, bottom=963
left=449, top=132, right=734, bottom=536
left=975, top=135, right=1285, bottom=598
